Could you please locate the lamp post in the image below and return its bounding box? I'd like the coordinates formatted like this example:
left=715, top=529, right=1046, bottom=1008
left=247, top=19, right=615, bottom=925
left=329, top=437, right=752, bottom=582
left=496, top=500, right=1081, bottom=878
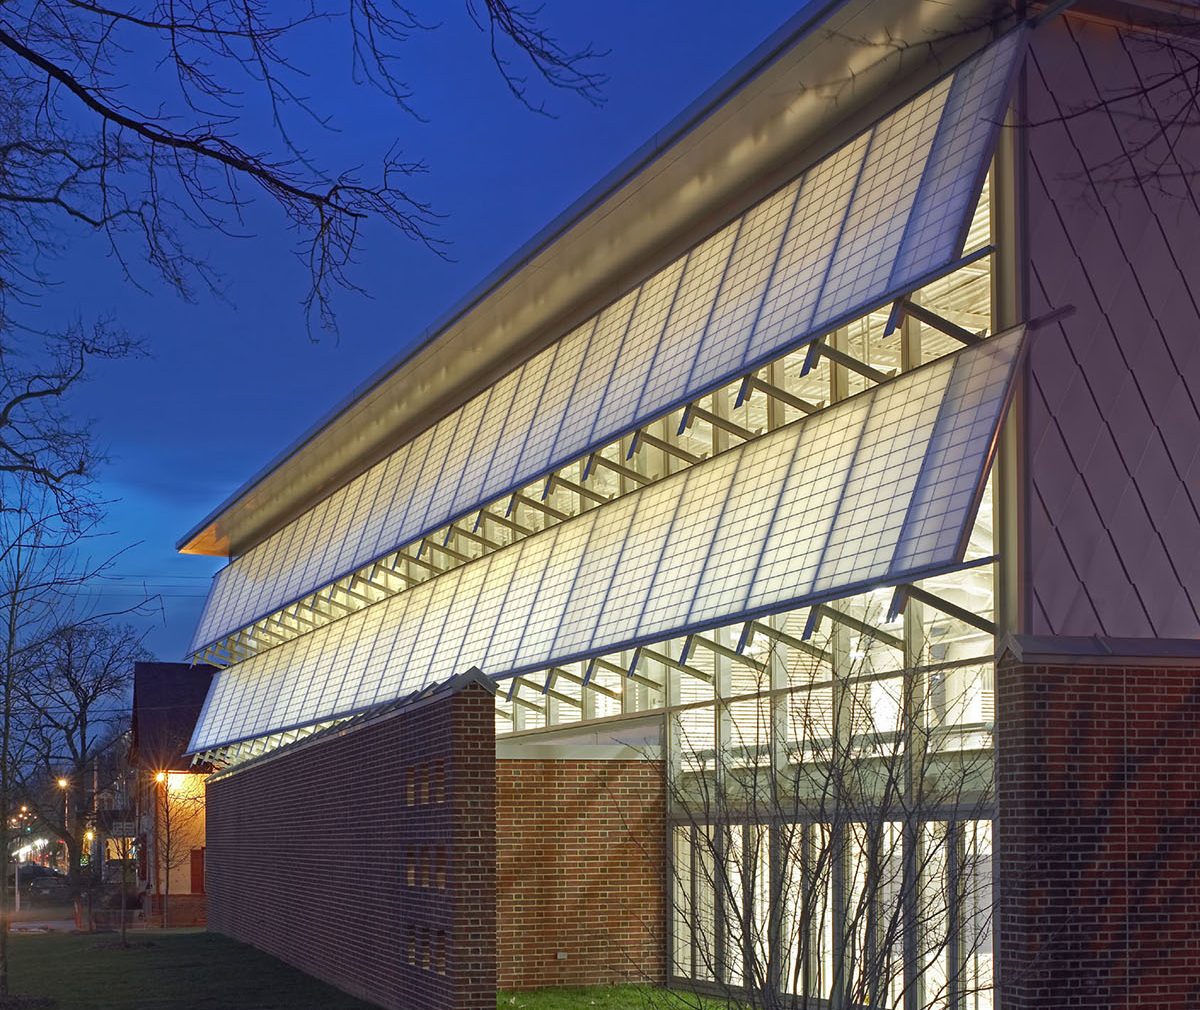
left=153, top=771, right=167, bottom=927
left=57, top=777, right=69, bottom=870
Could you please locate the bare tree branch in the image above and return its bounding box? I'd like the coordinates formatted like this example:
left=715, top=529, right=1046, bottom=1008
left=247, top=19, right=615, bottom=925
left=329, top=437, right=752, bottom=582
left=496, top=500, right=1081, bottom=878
left=0, top=1, right=606, bottom=334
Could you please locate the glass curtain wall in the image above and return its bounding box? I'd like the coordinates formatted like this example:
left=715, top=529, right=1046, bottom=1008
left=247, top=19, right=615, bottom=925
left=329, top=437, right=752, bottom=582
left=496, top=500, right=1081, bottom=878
left=498, top=182, right=998, bottom=1009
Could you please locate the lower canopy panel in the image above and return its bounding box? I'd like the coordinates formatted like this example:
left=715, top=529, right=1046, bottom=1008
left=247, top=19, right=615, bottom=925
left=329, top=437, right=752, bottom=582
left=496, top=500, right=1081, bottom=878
left=189, top=327, right=1025, bottom=754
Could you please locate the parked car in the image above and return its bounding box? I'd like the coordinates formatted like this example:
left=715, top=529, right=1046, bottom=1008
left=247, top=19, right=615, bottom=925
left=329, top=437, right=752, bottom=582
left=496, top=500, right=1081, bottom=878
left=27, top=872, right=71, bottom=903
left=5, top=862, right=62, bottom=884
left=6, top=863, right=69, bottom=901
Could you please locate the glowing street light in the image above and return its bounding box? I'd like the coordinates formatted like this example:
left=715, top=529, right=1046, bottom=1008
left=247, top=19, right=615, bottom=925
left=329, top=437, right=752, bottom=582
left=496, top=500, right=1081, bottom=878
left=57, top=776, right=70, bottom=834
left=154, top=771, right=166, bottom=784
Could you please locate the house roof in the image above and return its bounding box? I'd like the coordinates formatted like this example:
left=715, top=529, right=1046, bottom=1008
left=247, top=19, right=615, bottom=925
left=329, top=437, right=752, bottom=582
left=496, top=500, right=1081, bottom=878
left=178, top=0, right=1015, bottom=559
left=130, top=662, right=216, bottom=771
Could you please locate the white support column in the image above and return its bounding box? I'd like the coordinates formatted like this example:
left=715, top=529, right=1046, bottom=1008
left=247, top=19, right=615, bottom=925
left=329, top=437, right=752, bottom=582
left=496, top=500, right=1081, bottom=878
left=901, top=314, right=922, bottom=375
left=991, top=101, right=1030, bottom=638
left=765, top=359, right=791, bottom=780
left=828, top=326, right=850, bottom=405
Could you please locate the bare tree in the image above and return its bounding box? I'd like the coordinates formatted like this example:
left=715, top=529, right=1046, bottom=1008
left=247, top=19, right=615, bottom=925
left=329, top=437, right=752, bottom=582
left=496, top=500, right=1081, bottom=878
left=0, top=479, right=101, bottom=994
left=151, top=770, right=206, bottom=929
left=71, top=730, right=142, bottom=939
left=102, top=760, right=139, bottom=946
left=20, top=623, right=151, bottom=912
left=0, top=1, right=605, bottom=333
left=0, top=324, right=138, bottom=504
left=0, top=474, right=149, bottom=995
left=653, top=608, right=996, bottom=1010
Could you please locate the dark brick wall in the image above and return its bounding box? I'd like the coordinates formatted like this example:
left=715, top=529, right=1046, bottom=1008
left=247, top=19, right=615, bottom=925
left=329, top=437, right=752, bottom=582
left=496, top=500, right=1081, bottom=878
left=496, top=759, right=665, bottom=990
left=996, top=658, right=1200, bottom=1009
left=206, top=678, right=496, bottom=1010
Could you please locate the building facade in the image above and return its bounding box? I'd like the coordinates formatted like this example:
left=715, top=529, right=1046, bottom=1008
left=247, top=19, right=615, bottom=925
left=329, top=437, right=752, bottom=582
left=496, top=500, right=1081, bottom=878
left=179, top=2, right=1200, bottom=1008
left=130, top=661, right=214, bottom=926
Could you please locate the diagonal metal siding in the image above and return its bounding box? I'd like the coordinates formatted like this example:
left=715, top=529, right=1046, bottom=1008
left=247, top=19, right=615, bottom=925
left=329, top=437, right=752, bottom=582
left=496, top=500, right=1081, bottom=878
left=1025, top=18, right=1200, bottom=638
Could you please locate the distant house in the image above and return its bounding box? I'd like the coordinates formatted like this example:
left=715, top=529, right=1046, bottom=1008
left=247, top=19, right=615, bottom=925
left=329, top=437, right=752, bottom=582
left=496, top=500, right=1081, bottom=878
left=129, top=661, right=214, bottom=926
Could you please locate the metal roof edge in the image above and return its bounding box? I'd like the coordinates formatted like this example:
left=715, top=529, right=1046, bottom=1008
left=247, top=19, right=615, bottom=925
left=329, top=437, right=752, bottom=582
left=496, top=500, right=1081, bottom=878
left=998, top=633, right=1200, bottom=667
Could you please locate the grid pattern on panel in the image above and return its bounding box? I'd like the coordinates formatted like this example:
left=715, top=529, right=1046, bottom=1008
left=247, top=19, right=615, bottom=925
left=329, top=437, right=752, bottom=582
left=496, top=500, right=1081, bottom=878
left=189, top=32, right=1025, bottom=654
left=188, top=327, right=1025, bottom=753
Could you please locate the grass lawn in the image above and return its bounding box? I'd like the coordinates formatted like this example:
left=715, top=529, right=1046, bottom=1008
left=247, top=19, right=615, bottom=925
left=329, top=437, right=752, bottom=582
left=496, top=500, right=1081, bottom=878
left=4, top=931, right=728, bottom=1010
left=498, top=986, right=734, bottom=1009
left=5, top=930, right=375, bottom=1010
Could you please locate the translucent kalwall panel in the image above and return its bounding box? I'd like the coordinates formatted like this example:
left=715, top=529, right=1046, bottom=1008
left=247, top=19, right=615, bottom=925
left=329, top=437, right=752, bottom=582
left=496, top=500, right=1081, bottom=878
left=189, top=327, right=1025, bottom=752
left=190, top=32, right=1026, bottom=652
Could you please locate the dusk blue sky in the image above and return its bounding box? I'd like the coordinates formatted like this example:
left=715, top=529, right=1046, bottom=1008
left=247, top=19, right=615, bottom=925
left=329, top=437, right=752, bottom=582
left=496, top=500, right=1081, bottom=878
left=49, top=2, right=806, bottom=659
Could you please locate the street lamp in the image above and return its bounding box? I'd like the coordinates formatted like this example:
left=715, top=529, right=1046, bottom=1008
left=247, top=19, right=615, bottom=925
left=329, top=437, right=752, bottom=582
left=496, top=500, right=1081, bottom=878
left=154, top=771, right=166, bottom=784
left=57, top=777, right=69, bottom=856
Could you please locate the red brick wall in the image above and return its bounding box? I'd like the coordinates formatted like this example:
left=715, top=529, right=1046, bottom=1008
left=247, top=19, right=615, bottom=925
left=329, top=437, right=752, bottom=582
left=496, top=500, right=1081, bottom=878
left=147, top=892, right=206, bottom=927
left=496, top=759, right=665, bottom=990
left=996, top=658, right=1200, bottom=1009
left=205, top=678, right=496, bottom=1010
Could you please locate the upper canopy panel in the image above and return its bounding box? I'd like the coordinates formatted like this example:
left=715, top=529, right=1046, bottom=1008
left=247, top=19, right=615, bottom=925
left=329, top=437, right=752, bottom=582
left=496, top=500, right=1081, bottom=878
left=189, top=31, right=1026, bottom=655
left=181, top=0, right=1019, bottom=561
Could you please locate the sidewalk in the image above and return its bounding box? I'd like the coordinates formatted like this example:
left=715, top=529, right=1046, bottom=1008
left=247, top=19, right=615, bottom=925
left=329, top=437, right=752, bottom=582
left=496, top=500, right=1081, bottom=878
left=8, top=903, right=147, bottom=933
left=9, top=904, right=76, bottom=932
left=9, top=918, right=74, bottom=933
